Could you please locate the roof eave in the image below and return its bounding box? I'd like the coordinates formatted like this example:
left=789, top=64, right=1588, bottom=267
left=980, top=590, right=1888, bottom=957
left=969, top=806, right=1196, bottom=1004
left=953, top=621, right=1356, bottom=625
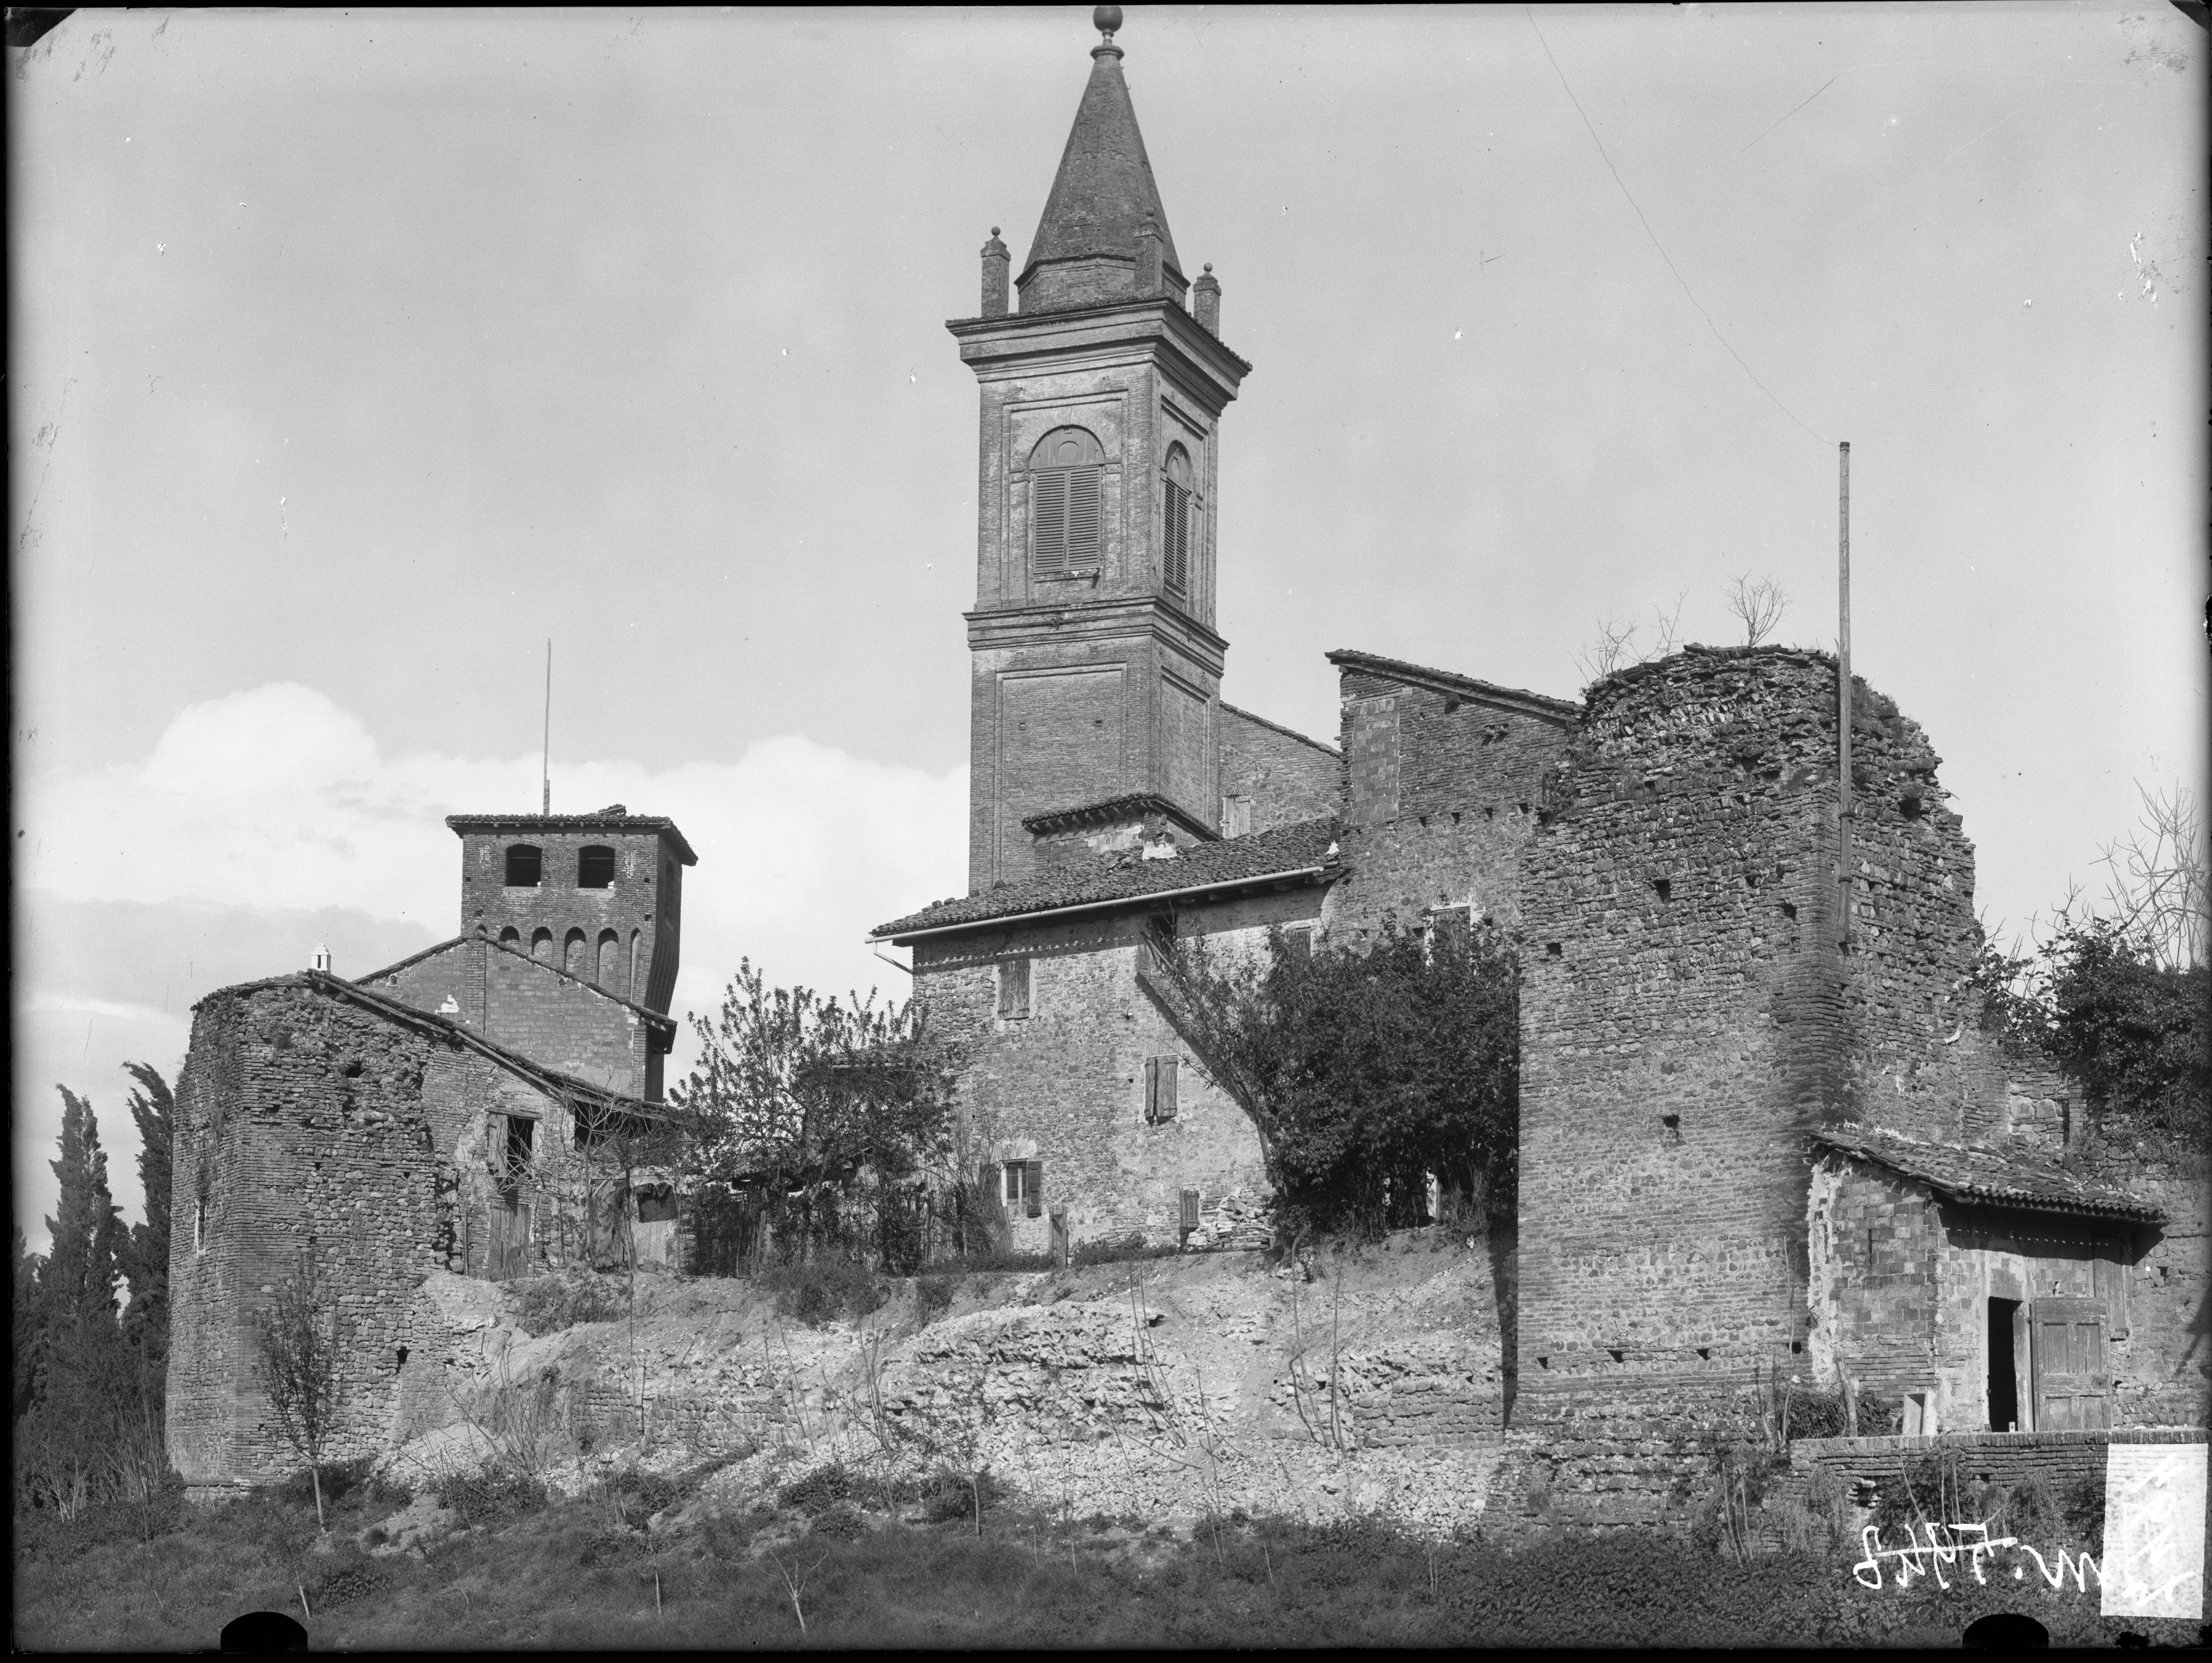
left=873, top=862, right=1342, bottom=946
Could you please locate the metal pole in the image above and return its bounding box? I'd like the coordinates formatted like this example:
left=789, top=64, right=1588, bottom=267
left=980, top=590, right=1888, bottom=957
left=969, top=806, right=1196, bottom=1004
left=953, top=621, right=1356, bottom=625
left=542, top=639, right=553, bottom=815
left=1837, top=442, right=1851, bottom=946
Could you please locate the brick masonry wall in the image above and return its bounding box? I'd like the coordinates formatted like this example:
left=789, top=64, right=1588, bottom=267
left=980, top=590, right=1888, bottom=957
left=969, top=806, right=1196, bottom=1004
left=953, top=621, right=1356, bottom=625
left=914, top=890, right=1319, bottom=1250
left=1324, top=668, right=1573, bottom=939
left=373, top=938, right=661, bottom=1099
left=1770, top=1427, right=2209, bottom=1528
left=455, top=826, right=684, bottom=1014
left=2071, top=1118, right=2209, bottom=1430
left=1513, top=649, right=1993, bottom=1445
left=1219, top=703, right=1340, bottom=833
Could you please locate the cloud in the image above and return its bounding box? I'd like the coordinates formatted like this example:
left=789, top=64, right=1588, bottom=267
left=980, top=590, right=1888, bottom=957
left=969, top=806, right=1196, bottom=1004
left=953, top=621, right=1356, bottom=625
left=15, top=682, right=968, bottom=1249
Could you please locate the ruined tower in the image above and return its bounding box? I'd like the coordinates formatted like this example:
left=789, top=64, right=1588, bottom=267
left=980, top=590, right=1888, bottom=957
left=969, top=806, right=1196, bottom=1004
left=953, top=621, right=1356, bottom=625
left=953, top=7, right=1252, bottom=891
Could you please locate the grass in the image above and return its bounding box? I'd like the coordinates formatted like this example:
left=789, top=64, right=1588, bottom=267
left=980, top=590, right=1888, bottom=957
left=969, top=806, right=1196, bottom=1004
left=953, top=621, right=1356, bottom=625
left=14, top=1469, right=2195, bottom=1651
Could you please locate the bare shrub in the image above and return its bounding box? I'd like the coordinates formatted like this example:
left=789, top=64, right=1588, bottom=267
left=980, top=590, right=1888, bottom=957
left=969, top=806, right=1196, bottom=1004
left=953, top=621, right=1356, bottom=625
left=1724, top=573, right=1788, bottom=646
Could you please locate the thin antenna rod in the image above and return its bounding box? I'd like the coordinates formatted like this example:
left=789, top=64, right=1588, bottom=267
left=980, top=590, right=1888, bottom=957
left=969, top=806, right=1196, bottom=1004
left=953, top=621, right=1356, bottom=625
left=1837, top=441, right=1851, bottom=948
left=541, top=640, right=552, bottom=816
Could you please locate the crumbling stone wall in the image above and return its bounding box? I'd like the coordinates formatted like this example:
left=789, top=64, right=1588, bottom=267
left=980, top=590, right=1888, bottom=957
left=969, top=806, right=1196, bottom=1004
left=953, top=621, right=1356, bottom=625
left=168, top=982, right=450, bottom=1493
left=916, top=891, right=1309, bottom=1251
left=1512, top=649, right=1995, bottom=1460
left=167, top=978, right=669, bottom=1495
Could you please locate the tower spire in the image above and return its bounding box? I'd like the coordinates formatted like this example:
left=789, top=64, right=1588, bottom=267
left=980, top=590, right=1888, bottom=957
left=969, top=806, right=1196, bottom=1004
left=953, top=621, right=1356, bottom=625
left=1019, top=6, right=1185, bottom=313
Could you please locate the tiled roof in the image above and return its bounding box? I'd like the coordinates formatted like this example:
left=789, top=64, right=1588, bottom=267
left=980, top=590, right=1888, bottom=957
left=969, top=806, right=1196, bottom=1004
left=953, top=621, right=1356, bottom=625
left=872, top=816, right=1342, bottom=941
left=1020, top=792, right=1217, bottom=840
left=1811, top=1124, right=2163, bottom=1224
left=199, top=971, right=673, bottom=1123
left=444, top=807, right=697, bottom=865
left=1326, top=649, right=1580, bottom=724
left=1220, top=701, right=1340, bottom=757
left=1022, top=27, right=1181, bottom=284
left=351, top=934, right=677, bottom=1036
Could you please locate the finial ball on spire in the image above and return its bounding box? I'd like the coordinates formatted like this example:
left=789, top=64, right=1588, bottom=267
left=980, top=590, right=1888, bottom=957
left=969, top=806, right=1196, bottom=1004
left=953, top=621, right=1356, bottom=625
left=1094, top=5, right=1122, bottom=37
left=992, top=226, right=1001, bottom=237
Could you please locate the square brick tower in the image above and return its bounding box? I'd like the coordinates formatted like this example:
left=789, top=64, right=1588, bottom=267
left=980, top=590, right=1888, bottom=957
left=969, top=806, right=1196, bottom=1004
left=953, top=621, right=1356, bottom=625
left=445, top=806, right=695, bottom=1014
left=953, top=9, right=1252, bottom=892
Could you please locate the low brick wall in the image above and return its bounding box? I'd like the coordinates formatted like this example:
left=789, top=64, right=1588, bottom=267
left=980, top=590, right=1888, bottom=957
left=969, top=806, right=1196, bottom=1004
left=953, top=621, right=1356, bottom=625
left=1786, top=1426, right=2206, bottom=1493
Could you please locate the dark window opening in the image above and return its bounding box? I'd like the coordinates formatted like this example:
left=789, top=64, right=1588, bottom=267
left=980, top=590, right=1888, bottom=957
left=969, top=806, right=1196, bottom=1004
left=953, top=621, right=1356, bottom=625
left=1988, top=1297, right=2021, bottom=1431
left=1546, top=941, right=1563, bottom=958
left=1781, top=901, right=1798, bottom=921
left=578, top=845, right=616, bottom=889
left=395, top=1345, right=409, bottom=1370
left=501, top=1115, right=535, bottom=1190
left=505, top=844, right=543, bottom=887
left=1653, top=878, right=1672, bottom=902
left=1608, top=1348, right=1624, bottom=1363
left=497, top=926, right=521, bottom=948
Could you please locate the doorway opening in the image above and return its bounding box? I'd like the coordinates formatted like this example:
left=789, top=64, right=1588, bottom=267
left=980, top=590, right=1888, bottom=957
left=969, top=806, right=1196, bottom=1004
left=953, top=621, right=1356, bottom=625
left=1988, top=1297, right=2021, bottom=1432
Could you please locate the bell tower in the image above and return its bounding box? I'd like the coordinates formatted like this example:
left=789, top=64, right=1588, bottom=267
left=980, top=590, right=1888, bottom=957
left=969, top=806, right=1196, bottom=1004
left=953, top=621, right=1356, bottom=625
left=952, top=6, right=1251, bottom=892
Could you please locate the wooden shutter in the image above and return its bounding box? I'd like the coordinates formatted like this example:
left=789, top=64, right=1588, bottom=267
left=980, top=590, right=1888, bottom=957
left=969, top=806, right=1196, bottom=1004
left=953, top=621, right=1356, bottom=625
left=1143, top=1056, right=1158, bottom=1123
left=998, top=958, right=1030, bottom=1019
left=1024, top=1159, right=1044, bottom=1218
left=2029, top=1296, right=2111, bottom=1431
left=1164, top=482, right=1189, bottom=593
left=1158, top=1056, right=1177, bottom=1121
left=1033, top=472, right=1069, bottom=575
left=1067, top=467, right=1102, bottom=569
left=2093, top=1241, right=2132, bottom=1338
left=1180, top=1188, right=1201, bottom=1232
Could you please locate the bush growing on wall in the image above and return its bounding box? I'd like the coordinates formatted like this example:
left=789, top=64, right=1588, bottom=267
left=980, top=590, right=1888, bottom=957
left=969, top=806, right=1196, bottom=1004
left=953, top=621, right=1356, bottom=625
left=1155, top=916, right=1519, bottom=1239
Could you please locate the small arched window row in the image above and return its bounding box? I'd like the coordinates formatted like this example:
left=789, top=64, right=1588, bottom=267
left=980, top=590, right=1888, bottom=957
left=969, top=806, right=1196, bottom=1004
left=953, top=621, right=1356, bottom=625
left=504, top=844, right=543, bottom=888
left=577, top=846, right=616, bottom=889
left=1029, top=425, right=1106, bottom=578
left=562, top=927, right=587, bottom=975
left=1162, top=442, right=1195, bottom=596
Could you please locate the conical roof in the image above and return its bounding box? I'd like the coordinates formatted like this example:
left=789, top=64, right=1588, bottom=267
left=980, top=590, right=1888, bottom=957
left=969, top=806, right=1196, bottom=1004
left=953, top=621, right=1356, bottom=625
left=1022, top=37, right=1182, bottom=289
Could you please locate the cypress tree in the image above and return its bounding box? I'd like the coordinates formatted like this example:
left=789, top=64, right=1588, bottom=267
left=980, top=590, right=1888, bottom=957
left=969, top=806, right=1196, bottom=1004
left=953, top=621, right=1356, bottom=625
left=40, top=1087, right=124, bottom=1337
left=120, top=1063, right=176, bottom=1377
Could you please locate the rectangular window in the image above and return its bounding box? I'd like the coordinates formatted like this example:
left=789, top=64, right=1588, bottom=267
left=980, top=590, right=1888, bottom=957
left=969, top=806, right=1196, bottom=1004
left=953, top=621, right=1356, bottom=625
left=1180, top=1188, right=1201, bottom=1233
left=1281, top=925, right=1314, bottom=964
left=1426, top=905, right=1473, bottom=956
left=997, top=957, right=1032, bottom=1019
left=1145, top=1055, right=1179, bottom=1123
left=1002, top=1159, right=1043, bottom=1218
left=502, top=1115, right=535, bottom=1189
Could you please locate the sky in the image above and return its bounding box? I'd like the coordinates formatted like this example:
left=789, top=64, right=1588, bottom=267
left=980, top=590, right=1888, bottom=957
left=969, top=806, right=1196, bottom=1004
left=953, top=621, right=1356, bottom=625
left=11, top=4, right=2205, bottom=1250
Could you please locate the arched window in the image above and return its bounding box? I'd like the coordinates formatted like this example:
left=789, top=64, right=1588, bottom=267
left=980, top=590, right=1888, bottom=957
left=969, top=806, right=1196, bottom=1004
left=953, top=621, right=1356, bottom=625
left=1028, top=426, right=1105, bottom=577
left=1162, top=443, right=1194, bottom=595
left=530, top=927, right=553, bottom=963
left=497, top=926, right=521, bottom=948
left=595, top=929, right=619, bottom=988
left=578, top=846, right=615, bottom=889
left=505, top=845, right=543, bottom=887
left=563, top=928, right=587, bottom=974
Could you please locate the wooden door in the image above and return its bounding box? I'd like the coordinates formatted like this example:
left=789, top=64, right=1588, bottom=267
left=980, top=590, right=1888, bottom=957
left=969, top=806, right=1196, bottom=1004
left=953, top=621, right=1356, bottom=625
left=488, top=1190, right=532, bottom=1281
left=2030, top=1296, right=2110, bottom=1430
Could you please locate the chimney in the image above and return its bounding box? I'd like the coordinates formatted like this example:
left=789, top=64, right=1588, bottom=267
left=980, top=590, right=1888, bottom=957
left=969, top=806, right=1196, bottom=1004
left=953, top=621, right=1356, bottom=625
left=1134, top=212, right=1163, bottom=298
left=1193, top=263, right=1221, bottom=335
left=980, top=226, right=1010, bottom=318
left=312, top=945, right=332, bottom=973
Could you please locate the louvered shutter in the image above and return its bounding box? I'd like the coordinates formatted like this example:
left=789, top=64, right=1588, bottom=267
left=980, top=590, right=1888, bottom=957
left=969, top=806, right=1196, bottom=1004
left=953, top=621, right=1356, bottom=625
left=1033, top=472, right=1069, bottom=575
left=1164, top=482, right=1189, bottom=593
left=1157, top=1056, right=1178, bottom=1121
left=1066, top=467, right=1102, bottom=568
left=1143, top=1056, right=1159, bottom=1123
left=1180, top=1188, right=1201, bottom=1232
left=1024, top=1159, right=1044, bottom=1218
